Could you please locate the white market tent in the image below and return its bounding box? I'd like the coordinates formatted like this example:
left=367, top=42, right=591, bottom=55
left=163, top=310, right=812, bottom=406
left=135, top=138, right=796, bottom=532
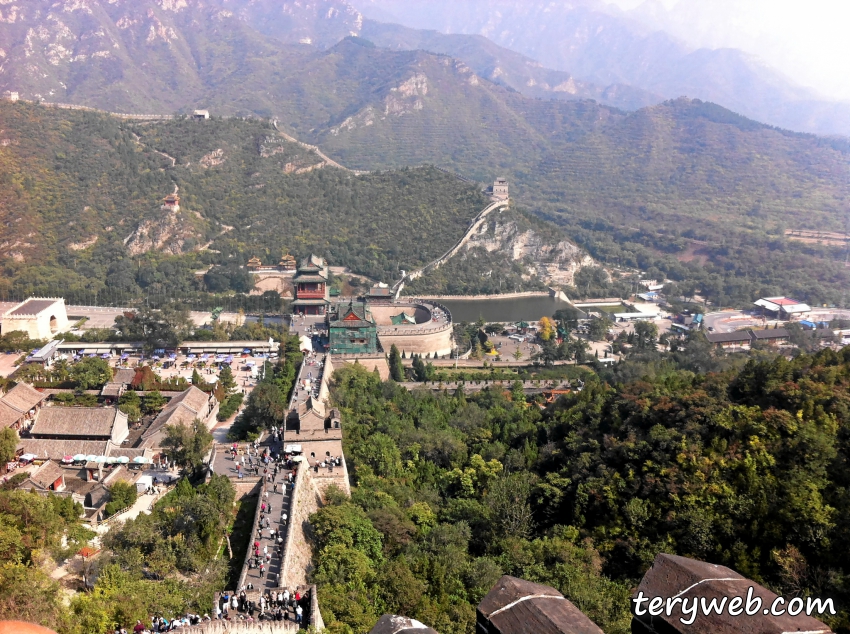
left=755, top=297, right=811, bottom=315
left=299, top=335, right=312, bottom=353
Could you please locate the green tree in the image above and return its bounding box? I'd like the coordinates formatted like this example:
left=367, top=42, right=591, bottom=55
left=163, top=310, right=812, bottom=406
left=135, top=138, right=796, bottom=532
left=570, top=338, right=589, bottom=363
left=191, top=368, right=209, bottom=390
left=633, top=320, right=659, bottom=350
left=162, top=419, right=214, bottom=475
left=142, top=390, right=167, bottom=414
left=388, top=345, right=403, bottom=382
left=553, top=307, right=582, bottom=333
left=105, top=480, right=138, bottom=517
left=412, top=355, right=427, bottom=382
left=539, top=340, right=558, bottom=366
left=115, top=305, right=192, bottom=353
left=218, top=364, right=237, bottom=396
left=0, top=428, right=18, bottom=465
left=71, top=357, right=112, bottom=389
left=117, top=390, right=142, bottom=423
left=587, top=316, right=612, bottom=341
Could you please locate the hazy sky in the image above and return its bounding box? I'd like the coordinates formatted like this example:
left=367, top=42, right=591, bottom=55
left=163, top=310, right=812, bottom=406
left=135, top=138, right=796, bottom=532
left=607, top=0, right=850, bottom=102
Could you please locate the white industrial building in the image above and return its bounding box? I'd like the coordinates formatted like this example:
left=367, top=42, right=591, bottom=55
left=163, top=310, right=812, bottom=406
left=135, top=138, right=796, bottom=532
left=754, top=297, right=811, bottom=317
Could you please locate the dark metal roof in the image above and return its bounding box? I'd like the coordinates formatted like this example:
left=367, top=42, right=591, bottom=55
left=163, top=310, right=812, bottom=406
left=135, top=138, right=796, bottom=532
left=751, top=328, right=790, bottom=339
left=706, top=331, right=752, bottom=343
left=478, top=576, right=603, bottom=634
left=634, top=554, right=833, bottom=634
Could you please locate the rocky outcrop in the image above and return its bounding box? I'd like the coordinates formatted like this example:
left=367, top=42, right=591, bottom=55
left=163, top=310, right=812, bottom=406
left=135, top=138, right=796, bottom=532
left=462, top=217, right=594, bottom=288
left=124, top=211, right=204, bottom=256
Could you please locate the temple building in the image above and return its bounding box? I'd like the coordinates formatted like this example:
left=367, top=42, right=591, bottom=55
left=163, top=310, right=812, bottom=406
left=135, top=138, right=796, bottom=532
left=366, top=283, right=393, bottom=302
left=247, top=254, right=297, bottom=272
left=279, top=254, right=297, bottom=271
left=161, top=194, right=180, bottom=211
left=328, top=301, right=378, bottom=355
left=292, top=255, right=330, bottom=315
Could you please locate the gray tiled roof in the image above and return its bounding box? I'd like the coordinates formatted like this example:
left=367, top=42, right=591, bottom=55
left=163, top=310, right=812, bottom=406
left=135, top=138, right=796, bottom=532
left=30, top=407, right=125, bottom=438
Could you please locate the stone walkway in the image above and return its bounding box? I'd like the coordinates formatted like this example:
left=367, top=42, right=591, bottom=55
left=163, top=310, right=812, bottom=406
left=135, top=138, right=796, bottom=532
left=241, top=441, right=298, bottom=602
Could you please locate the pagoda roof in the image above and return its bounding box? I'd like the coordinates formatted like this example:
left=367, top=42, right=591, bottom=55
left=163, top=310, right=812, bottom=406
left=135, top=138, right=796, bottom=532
left=298, top=254, right=326, bottom=271
left=330, top=302, right=375, bottom=327
left=292, top=299, right=330, bottom=306
left=368, top=287, right=393, bottom=298
left=293, top=274, right=328, bottom=283
left=330, top=319, right=375, bottom=329
left=391, top=312, right=417, bottom=325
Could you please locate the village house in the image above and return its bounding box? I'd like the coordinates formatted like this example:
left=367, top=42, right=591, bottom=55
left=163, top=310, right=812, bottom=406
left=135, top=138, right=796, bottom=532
left=0, top=382, right=48, bottom=433
left=141, top=386, right=217, bottom=448
left=100, top=368, right=137, bottom=400
left=754, top=296, right=811, bottom=318
left=705, top=331, right=753, bottom=349
left=18, top=460, right=66, bottom=493
left=29, top=407, right=129, bottom=444
left=366, top=283, right=393, bottom=302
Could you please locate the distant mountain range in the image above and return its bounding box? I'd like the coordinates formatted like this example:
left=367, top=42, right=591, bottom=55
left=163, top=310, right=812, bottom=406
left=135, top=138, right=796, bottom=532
left=3, top=0, right=849, bottom=137
left=0, top=0, right=656, bottom=113
left=351, top=0, right=850, bottom=137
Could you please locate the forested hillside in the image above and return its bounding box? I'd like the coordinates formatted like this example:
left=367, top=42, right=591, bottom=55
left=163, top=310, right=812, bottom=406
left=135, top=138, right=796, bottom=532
left=316, top=349, right=850, bottom=633
left=0, top=102, right=495, bottom=301
left=4, top=1, right=850, bottom=304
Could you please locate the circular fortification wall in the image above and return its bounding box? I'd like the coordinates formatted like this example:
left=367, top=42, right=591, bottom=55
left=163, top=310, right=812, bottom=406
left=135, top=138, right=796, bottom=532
left=374, top=302, right=454, bottom=358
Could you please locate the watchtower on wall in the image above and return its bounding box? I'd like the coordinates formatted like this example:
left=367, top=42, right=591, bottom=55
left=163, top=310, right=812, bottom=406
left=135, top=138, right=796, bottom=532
left=491, top=177, right=509, bottom=201
left=161, top=194, right=180, bottom=211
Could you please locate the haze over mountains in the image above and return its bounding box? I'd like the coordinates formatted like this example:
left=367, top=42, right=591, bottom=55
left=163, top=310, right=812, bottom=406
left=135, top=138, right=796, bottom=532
left=353, top=0, right=850, bottom=137
left=1, top=0, right=849, bottom=136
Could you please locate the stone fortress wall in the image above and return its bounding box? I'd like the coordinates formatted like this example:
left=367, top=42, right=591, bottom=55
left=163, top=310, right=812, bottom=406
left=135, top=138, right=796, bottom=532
left=368, top=302, right=454, bottom=357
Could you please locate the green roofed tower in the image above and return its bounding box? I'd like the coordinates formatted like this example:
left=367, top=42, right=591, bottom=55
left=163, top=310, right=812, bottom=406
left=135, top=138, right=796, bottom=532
left=328, top=301, right=379, bottom=355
